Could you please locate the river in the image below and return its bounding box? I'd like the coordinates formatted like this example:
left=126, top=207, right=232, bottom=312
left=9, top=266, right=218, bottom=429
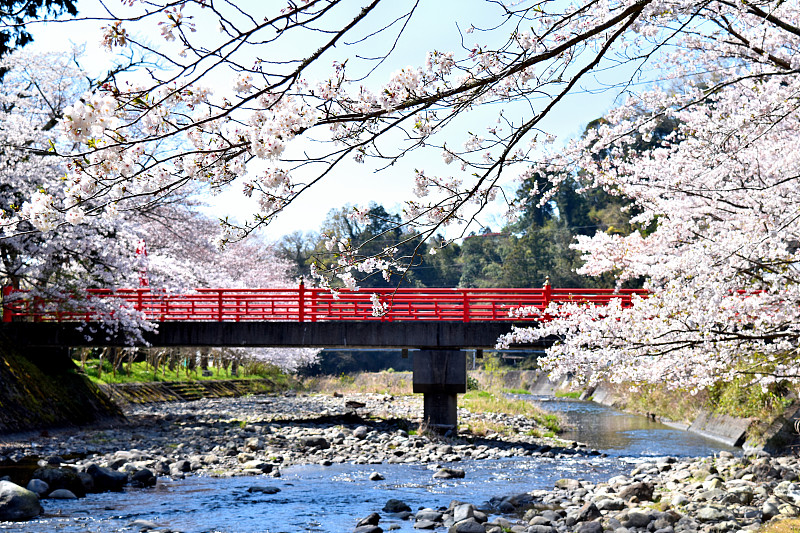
left=0, top=396, right=738, bottom=533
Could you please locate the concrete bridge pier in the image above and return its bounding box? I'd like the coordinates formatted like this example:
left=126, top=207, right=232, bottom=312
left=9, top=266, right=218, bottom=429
left=412, top=349, right=467, bottom=431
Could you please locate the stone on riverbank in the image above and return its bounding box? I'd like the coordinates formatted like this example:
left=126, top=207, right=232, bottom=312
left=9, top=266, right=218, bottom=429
left=25, top=479, right=48, bottom=496
left=47, top=488, right=78, bottom=499
left=0, top=481, right=42, bottom=521
left=31, top=466, right=86, bottom=497
left=433, top=467, right=465, bottom=479
left=86, top=463, right=128, bottom=492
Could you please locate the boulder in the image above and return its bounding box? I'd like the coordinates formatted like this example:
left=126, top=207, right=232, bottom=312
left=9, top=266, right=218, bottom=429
left=47, top=489, right=78, bottom=499
left=578, top=522, right=603, bottom=533
left=356, top=512, right=381, bottom=527
left=0, top=481, right=42, bottom=521
left=449, top=518, right=485, bottom=533
left=574, top=502, right=601, bottom=522
left=31, top=466, right=86, bottom=497
left=383, top=499, right=411, bottom=513
left=86, top=464, right=127, bottom=492
left=131, top=468, right=157, bottom=488
left=25, top=479, right=49, bottom=497
left=301, top=436, right=330, bottom=450
left=619, top=482, right=654, bottom=501
left=353, top=526, right=382, bottom=533
left=433, top=468, right=465, bottom=479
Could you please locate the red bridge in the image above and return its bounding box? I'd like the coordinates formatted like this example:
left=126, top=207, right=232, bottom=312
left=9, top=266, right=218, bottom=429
left=2, top=284, right=645, bottom=323
left=1, top=284, right=645, bottom=429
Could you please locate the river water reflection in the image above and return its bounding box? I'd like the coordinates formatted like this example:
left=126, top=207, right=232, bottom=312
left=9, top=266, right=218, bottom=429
left=524, top=395, right=740, bottom=457
left=0, top=396, right=738, bottom=533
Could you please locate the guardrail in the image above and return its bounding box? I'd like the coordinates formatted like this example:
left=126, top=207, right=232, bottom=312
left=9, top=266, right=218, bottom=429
left=2, top=284, right=647, bottom=323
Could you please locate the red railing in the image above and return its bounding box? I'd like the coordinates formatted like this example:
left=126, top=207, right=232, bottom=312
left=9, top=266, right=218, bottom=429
left=1, top=284, right=647, bottom=323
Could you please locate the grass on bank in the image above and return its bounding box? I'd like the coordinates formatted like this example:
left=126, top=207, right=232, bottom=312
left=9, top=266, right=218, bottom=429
left=759, top=518, right=800, bottom=533
left=461, top=390, right=562, bottom=433
left=77, top=357, right=291, bottom=387
left=613, top=378, right=793, bottom=428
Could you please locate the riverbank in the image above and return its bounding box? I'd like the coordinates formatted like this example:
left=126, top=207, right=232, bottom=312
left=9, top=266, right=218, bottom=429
left=471, top=369, right=800, bottom=454
left=0, top=393, right=797, bottom=532
left=355, top=449, right=800, bottom=533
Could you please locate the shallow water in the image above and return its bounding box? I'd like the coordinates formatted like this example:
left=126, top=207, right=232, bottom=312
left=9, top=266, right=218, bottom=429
left=525, top=395, right=740, bottom=457
left=1, top=397, right=738, bottom=533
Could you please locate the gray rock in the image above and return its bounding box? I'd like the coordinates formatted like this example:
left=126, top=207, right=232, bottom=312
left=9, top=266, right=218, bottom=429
left=453, top=503, right=475, bottom=522
left=623, top=511, right=652, bottom=528
left=356, top=512, right=381, bottom=527
left=596, top=498, right=626, bottom=511
left=433, top=468, right=466, bottom=479
left=763, top=500, right=780, bottom=520
left=555, top=478, right=582, bottom=490
left=128, top=519, right=160, bottom=530
left=578, top=521, right=603, bottom=533
left=86, top=463, right=127, bottom=492
left=416, top=509, right=443, bottom=522
left=353, top=526, right=382, bottom=533
left=131, top=468, right=157, bottom=488
left=25, top=479, right=48, bottom=496
left=383, top=499, right=411, bottom=513
left=369, top=472, right=385, bottom=481
left=31, top=467, right=86, bottom=497
left=696, top=488, right=726, bottom=502
left=247, top=486, right=280, bottom=494
left=696, top=506, right=733, bottom=522
left=301, top=436, right=330, bottom=450
left=528, top=526, right=557, bottom=533
left=619, top=482, right=654, bottom=501
left=0, top=481, right=42, bottom=521
left=414, top=521, right=437, bottom=529
left=172, top=459, right=192, bottom=472
left=47, top=489, right=77, bottom=499
left=575, top=502, right=601, bottom=522
left=241, top=460, right=273, bottom=473
left=353, top=426, right=369, bottom=439
left=449, top=518, right=485, bottom=533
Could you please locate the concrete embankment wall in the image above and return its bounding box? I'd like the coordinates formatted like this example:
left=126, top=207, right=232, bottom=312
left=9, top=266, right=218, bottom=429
left=0, top=341, right=124, bottom=434
left=471, top=369, right=799, bottom=453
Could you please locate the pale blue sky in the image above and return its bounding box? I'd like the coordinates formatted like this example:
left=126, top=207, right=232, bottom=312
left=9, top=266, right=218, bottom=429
left=26, top=0, right=646, bottom=240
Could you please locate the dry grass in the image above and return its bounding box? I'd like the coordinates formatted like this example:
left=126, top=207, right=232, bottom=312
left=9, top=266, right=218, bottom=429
left=460, top=419, right=515, bottom=437
left=302, top=371, right=413, bottom=396
left=759, top=519, right=800, bottom=533
left=461, top=390, right=562, bottom=432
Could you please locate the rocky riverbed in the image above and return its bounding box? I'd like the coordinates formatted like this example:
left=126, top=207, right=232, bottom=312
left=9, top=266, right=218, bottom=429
left=1, top=393, right=799, bottom=533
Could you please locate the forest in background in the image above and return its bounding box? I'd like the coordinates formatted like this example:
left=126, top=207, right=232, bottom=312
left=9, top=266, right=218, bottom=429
left=275, top=117, right=667, bottom=291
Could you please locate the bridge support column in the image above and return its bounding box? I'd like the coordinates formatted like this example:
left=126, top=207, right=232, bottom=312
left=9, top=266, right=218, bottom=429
left=412, top=349, right=466, bottom=431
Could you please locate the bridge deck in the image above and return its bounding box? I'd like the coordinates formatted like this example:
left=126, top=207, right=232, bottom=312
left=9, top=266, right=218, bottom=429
left=1, top=321, right=551, bottom=349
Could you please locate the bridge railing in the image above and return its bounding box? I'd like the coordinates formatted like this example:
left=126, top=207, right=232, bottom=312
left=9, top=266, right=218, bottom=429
left=1, top=285, right=647, bottom=323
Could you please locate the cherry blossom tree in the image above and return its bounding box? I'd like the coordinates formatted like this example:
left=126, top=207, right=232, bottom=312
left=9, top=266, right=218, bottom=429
left=136, top=200, right=321, bottom=371
left=0, top=48, right=157, bottom=340
left=16, top=0, right=800, bottom=385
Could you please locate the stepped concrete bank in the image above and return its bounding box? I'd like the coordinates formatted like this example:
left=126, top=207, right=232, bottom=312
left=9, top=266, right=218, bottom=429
left=472, top=369, right=800, bottom=454
left=98, top=378, right=290, bottom=405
